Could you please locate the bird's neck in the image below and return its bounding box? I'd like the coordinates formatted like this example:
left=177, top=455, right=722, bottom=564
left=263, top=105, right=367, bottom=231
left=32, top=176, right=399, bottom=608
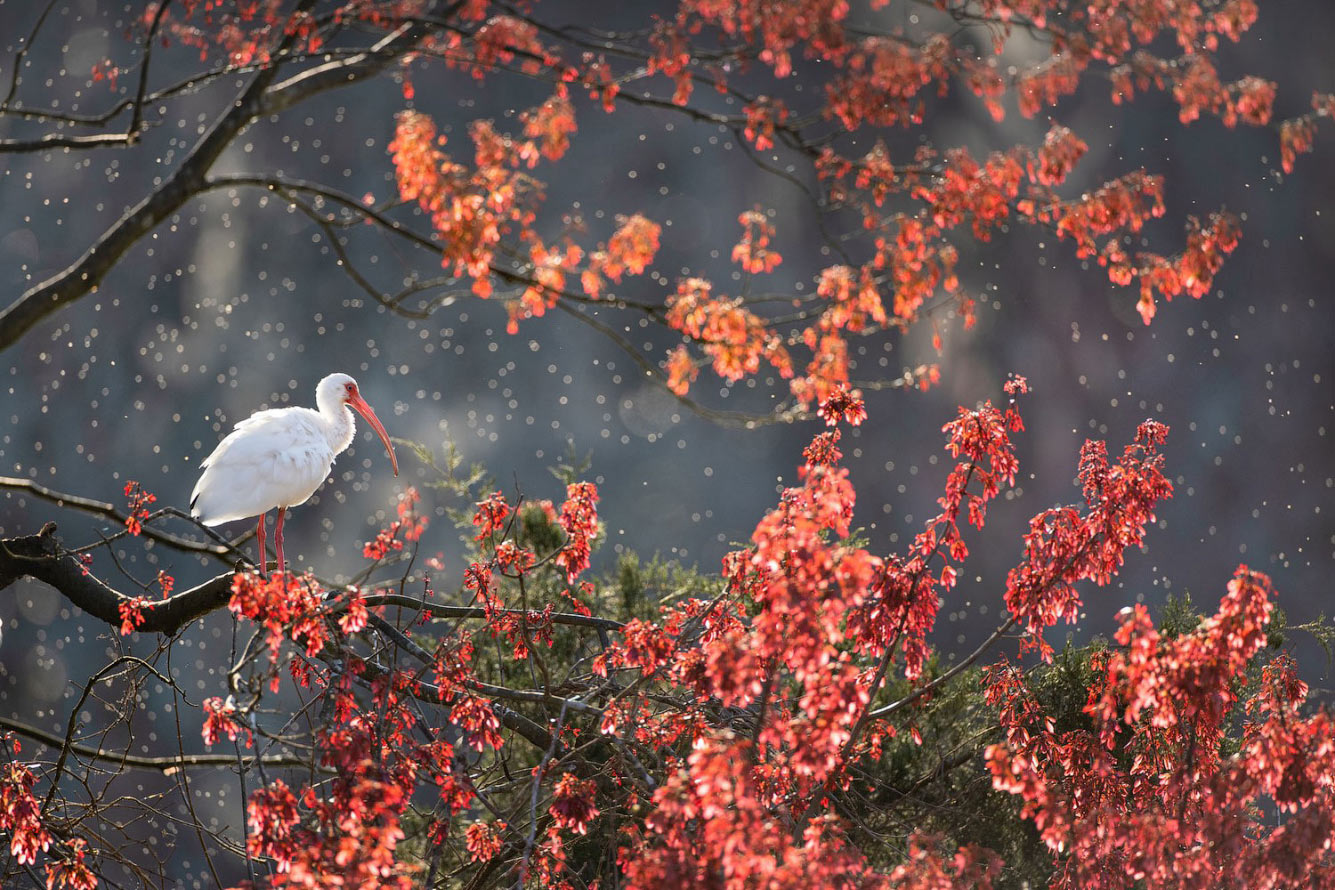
left=321, top=403, right=356, bottom=455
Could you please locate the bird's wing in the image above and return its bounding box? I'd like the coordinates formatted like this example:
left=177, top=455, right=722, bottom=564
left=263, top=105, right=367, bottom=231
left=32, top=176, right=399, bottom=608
left=198, top=409, right=324, bottom=470
left=190, top=409, right=332, bottom=524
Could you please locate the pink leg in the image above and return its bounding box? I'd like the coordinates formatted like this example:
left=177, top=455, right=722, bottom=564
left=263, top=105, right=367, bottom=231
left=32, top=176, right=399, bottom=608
left=255, top=513, right=267, bottom=578
left=274, top=507, right=287, bottom=578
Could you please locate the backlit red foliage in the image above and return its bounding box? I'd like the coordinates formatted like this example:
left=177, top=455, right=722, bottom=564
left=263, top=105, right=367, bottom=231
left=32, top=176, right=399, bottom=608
left=986, top=568, right=1335, bottom=888
left=121, top=480, right=156, bottom=536
left=32, top=2, right=1332, bottom=887
left=170, top=371, right=1335, bottom=888
left=355, top=0, right=1335, bottom=415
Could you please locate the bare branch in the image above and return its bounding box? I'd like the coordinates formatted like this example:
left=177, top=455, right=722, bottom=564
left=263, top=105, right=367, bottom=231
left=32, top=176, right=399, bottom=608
left=0, top=716, right=306, bottom=773
left=0, top=0, right=59, bottom=111
left=361, top=592, right=624, bottom=632
left=0, top=475, right=234, bottom=557
left=0, top=0, right=332, bottom=353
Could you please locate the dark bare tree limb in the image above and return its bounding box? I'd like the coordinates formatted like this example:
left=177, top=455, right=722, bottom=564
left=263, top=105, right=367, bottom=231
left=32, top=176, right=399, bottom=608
left=0, top=524, right=238, bottom=635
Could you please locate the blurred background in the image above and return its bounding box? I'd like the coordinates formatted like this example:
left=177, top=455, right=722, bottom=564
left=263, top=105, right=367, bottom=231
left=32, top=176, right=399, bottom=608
left=0, top=0, right=1331, bottom=878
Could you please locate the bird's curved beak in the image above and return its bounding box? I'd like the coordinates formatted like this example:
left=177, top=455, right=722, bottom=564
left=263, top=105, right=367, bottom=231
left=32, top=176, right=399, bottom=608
left=347, top=394, right=399, bottom=476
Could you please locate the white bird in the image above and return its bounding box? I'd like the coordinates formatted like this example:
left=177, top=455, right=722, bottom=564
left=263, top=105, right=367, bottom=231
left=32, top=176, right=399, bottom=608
left=190, top=373, right=398, bottom=577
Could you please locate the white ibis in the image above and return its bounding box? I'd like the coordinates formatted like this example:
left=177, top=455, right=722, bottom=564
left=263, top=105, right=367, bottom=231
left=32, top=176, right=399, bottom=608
left=190, top=373, right=398, bottom=577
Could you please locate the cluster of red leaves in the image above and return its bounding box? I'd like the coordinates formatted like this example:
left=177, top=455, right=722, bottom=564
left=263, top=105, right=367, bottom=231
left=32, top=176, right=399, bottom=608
left=117, top=595, right=150, bottom=636
left=464, top=819, right=506, bottom=862
left=553, top=481, right=600, bottom=583
left=548, top=773, right=599, bottom=836
left=986, top=568, right=1335, bottom=888
left=887, top=832, right=1002, bottom=890
left=1004, top=418, right=1174, bottom=658
left=1, top=754, right=51, bottom=866
left=363, top=486, right=428, bottom=560
left=742, top=97, right=789, bottom=151
left=815, top=383, right=867, bottom=427
left=121, top=480, right=155, bottom=536
left=603, top=384, right=1033, bottom=882
left=147, top=0, right=490, bottom=70
left=201, top=695, right=249, bottom=747
left=841, top=378, right=1027, bottom=683
left=245, top=685, right=424, bottom=888
left=471, top=489, right=512, bottom=542
left=620, top=736, right=876, bottom=889
left=0, top=736, right=97, bottom=889
left=731, top=210, right=782, bottom=275
left=391, top=94, right=664, bottom=331
left=228, top=572, right=332, bottom=687
left=42, top=837, right=96, bottom=890
left=389, top=109, right=544, bottom=295
left=1279, top=93, right=1335, bottom=173
left=577, top=214, right=663, bottom=303
left=664, top=276, right=792, bottom=396
left=89, top=59, right=119, bottom=89
left=464, top=486, right=597, bottom=658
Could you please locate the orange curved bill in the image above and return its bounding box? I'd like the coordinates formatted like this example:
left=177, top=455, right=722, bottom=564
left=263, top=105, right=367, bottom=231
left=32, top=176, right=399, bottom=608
left=347, top=393, right=399, bottom=476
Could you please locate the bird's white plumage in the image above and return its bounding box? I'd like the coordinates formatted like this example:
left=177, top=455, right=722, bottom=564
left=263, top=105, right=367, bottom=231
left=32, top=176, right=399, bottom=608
left=190, top=374, right=359, bottom=526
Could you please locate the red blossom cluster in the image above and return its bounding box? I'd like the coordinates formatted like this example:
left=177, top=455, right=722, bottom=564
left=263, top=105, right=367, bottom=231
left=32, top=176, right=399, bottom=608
left=1003, top=418, right=1174, bottom=657
left=201, top=696, right=249, bottom=747
left=578, top=214, right=663, bottom=302
left=814, top=385, right=867, bottom=427
left=121, top=480, right=156, bottom=536
left=228, top=572, right=333, bottom=684
left=245, top=711, right=420, bottom=888
left=1, top=755, right=51, bottom=866
left=664, top=277, right=792, bottom=395
left=117, top=595, right=150, bottom=636
left=622, top=736, right=875, bottom=889
left=464, top=819, right=506, bottom=862
left=1277, top=93, right=1335, bottom=173
left=986, top=567, right=1335, bottom=888
left=388, top=110, right=544, bottom=296
left=548, top=773, right=599, bottom=836
left=731, top=210, right=782, bottom=275
left=0, top=738, right=97, bottom=888
left=362, top=487, right=428, bottom=559
left=42, top=837, right=96, bottom=890
left=553, top=481, right=600, bottom=582
left=741, top=97, right=789, bottom=151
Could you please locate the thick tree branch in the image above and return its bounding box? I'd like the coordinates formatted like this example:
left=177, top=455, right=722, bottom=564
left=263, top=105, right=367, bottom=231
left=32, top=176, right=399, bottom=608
left=0, top=524, right=238, bottom=635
